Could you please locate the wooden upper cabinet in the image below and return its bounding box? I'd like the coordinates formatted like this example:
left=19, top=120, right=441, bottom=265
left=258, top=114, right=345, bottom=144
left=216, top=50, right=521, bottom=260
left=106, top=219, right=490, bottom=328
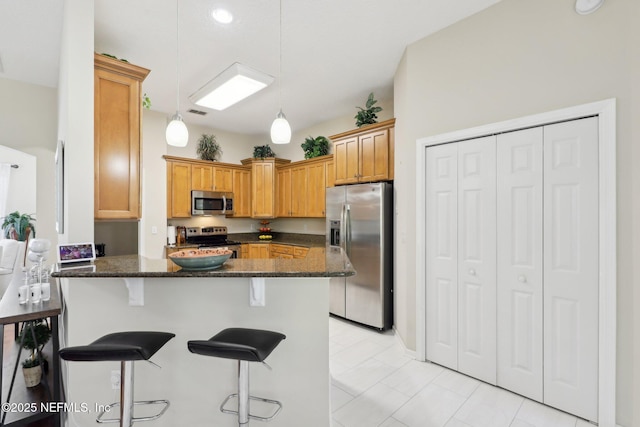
left=277, top=168, right=292, bottom=217
left=331, top=118, right=395, bottom=185
left=164, top=156, right=250, bottom=218
left=275, top=155, right=332, bottom=218
left=325, top=159, right=335, bottom=188
left=192, top=164, right=213, bottom=191
left=241, top=158, right=291, bottom=218
left=290, top=166, right=307, bottom=217
left=306, top=161, right=326, bottom=217
left=231, top=168, right=251, bottom=217
left=94, top=53, right=150, bottom=219
left=167, top=161, right=192, bottom=218
left=213, top=166, right=233, bottom=192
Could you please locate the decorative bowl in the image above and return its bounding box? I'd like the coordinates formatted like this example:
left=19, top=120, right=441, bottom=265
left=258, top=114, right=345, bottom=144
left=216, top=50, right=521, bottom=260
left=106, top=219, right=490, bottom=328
left=168, top=248, right=233, bottom=271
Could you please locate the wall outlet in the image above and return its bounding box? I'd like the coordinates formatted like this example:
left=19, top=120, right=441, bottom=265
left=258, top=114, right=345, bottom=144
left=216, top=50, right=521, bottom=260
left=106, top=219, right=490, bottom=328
left=151, top=226, right=158, bottom=234
left=110, top=370, right=120, bottom=390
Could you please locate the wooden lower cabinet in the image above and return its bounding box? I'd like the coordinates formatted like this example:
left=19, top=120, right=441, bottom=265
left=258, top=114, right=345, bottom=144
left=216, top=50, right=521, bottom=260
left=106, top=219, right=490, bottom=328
left=270, top=244, right=294, bottom=259
left=243, top=243, right=310, bottom=259
left=247, top=243, right=270, bottom=259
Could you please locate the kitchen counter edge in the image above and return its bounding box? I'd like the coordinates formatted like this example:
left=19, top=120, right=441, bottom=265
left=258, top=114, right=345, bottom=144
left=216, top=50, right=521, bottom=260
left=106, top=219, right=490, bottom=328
left=52, top=247, right=354, bottom=278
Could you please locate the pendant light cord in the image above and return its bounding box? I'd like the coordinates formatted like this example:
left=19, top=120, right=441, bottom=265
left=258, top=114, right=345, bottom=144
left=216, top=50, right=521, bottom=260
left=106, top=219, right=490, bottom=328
left=278, top=0, right=282, bottom=110
left=175, top=0, right=180, bottom=113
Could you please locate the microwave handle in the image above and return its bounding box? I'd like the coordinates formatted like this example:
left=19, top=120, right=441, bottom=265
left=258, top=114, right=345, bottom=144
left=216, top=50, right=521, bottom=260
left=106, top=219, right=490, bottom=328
left=222, top=195, right=226, bottom=214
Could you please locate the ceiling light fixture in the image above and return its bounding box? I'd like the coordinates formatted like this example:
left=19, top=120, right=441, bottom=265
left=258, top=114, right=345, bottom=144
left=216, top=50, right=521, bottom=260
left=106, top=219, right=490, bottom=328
left=166, top=0, right=189, bottom=147
left=270, top=0, right=291, bottom=145
left=575, top=0, right=605, bottom=14
left=212, top=8, right=233, bottom=24
left=189, top=63, right=274, bottom=111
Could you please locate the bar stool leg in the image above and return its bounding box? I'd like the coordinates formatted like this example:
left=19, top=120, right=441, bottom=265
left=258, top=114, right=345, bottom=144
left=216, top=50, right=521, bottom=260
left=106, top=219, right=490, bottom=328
left=120, top=361, right=134, bottom=427
left=238, top=360, right=249, bottom=426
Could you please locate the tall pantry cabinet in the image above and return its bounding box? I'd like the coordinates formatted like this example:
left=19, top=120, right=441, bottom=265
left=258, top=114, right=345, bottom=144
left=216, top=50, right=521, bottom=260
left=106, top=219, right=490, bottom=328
left=425, top=117, right=598, bottom=422
left=94, top=53, right=150, bottom=219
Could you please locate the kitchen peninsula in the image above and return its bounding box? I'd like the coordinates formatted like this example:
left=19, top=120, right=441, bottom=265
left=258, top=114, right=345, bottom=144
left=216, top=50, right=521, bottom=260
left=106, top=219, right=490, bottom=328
left=52, top=248, right=353, bottom=427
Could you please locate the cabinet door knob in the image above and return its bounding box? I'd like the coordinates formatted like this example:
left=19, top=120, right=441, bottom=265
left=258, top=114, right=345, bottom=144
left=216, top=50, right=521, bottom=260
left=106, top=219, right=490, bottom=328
left=469, top=268, right=476, bottom=276
left=518, top=275, right=527, bottom=283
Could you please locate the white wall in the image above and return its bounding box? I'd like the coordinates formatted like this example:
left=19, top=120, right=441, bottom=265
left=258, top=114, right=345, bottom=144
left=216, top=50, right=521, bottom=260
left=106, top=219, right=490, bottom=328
left=393, top=0, right=637, bottom=425
left=57, top=0, right=94, bottom=246
left=0, top=146, right=36, bottom=219
left=0, top=77, right=58, bottom=249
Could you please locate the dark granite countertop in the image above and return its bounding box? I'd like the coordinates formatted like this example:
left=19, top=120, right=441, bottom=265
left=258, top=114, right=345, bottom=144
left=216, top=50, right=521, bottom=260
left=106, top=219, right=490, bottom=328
left=52, top=246, right=354, bottom=278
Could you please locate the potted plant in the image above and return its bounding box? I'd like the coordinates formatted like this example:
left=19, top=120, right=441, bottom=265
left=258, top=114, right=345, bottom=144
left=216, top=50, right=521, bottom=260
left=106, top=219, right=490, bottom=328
left=197, top=134, right=222, bottom=161
left=301, top=136, right=330, bottom=159
left=18, top=319, right=52, bottom=387
left=354, top=92, right=383, bottom=127
left=253, top=145, right=276, bottom=159
left=1, top=211, right=36, bottom=241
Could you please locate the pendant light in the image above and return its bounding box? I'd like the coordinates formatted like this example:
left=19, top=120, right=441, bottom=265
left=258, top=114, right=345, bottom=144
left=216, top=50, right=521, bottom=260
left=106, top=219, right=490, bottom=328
left=270, top=0, right=291, bottom=144
left=166, top=0, right=189, bottom=147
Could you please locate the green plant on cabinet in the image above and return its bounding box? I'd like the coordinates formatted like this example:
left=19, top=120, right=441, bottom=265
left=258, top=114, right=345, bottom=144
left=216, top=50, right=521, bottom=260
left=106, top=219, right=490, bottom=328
left=301, top=136, right=329, bottom=159
left=197, top=134, right=223, bottom=161
left=355, top=92, right=383, bottom=127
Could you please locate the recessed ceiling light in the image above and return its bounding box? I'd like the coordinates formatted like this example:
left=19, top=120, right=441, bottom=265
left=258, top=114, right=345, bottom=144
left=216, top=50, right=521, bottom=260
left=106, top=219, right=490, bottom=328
left=212, top=8, right=233, bottom=24
left=189, top=63, right=274, bottom=111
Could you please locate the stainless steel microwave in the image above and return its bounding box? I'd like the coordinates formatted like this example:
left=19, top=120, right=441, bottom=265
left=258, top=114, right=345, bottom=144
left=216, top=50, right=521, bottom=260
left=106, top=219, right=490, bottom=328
left=191, top=191, right=234, bottom=215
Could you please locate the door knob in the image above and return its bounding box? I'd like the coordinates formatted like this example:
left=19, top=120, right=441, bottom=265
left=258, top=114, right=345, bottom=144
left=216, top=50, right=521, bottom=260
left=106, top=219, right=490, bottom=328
left=469, top=268, right=476, bottom=276
left=518, top=275, right=527, bottom=283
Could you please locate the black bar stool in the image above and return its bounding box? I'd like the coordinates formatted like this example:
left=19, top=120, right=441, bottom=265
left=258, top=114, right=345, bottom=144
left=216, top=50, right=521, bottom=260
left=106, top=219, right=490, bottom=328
left=188, top=328, right=286, bottom=426
left=59, top=331, right=175, bottom=427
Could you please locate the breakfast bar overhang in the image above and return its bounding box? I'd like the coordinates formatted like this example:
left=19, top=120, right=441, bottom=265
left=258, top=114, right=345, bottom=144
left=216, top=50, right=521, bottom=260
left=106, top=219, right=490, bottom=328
left=52, top=247, right=354, bottom=427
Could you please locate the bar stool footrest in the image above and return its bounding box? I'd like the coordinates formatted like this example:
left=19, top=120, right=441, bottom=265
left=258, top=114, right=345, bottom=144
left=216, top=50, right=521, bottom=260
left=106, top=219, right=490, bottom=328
left=96, top=399, right=170, bottom=424
left=220, top=393, right=283, bottom=422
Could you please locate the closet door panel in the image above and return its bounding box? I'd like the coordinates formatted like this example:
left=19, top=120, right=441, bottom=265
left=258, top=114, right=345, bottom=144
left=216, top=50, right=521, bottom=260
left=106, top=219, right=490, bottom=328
left=425, top=143, right=458, bottom=370
left=543, top=117, right=598, bottom=422
left=457, top=136, right=496, bottom=384
left=496, top=127, right=543, bottom=402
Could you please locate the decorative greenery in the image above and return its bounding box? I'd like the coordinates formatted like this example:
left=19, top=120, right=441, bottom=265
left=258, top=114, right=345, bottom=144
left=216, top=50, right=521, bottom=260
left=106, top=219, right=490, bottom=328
left=197, top=134, right=223, bottom=161
left=19, top=319, right=52, bottom=368
left=100, top=53, right=129, bottom=63
left=142, top=93, right=151, bottom=110
left=354, top=92, right=383, bottom=127
left=301, top=136, right=330, bottom=159
left=253, top=145, right=276, bottom=159
left=1, top=211, right=36, bottom=241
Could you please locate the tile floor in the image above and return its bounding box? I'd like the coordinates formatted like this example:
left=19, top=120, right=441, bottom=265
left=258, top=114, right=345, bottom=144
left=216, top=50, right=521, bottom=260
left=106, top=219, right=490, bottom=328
left=329, top=317, right=592, bottom=427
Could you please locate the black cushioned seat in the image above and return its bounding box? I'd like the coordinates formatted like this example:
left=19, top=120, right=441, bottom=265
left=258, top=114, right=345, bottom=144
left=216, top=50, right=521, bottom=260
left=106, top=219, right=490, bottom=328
left=59, top=331, right=176, bottom=362
left=187, top=328, right=286, bottom=362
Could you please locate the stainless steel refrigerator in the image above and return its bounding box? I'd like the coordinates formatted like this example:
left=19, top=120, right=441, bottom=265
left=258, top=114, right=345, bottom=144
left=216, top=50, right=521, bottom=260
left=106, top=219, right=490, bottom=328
left=326, top=182, right=393, bottom=330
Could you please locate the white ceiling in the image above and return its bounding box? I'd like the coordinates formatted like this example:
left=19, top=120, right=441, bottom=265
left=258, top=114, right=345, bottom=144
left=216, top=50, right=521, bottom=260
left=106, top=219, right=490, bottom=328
left=0, top=0, right=501, bottom=137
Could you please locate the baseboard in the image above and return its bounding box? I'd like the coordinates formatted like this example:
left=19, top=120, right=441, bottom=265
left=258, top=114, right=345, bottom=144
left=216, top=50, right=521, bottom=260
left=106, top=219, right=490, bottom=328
left=392, top=325, right=417, bottom=359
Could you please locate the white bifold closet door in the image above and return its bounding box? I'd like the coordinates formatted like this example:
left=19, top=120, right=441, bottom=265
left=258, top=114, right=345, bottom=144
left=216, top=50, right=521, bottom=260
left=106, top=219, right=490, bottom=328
left=426, top=116, right=599, bottom=422
left=426, top=136, right=497, bottom=384
left=543, top=118, right=598, bottom=422
left=496, top=127, right=544, bottom=402
left=425, top=143, right=458, bottom=370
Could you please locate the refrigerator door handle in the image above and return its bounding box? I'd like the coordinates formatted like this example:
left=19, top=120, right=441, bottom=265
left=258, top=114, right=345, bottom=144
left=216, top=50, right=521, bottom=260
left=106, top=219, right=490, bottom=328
left=345, top=204, right=351, bottom=256
left=340, top=204, right=346, bottom=252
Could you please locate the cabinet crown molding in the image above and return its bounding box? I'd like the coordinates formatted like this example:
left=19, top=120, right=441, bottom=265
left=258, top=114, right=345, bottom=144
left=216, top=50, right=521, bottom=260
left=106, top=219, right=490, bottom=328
left=94, top=53, right=150, bottom=81
left=329, top=118, right=396, bottom=141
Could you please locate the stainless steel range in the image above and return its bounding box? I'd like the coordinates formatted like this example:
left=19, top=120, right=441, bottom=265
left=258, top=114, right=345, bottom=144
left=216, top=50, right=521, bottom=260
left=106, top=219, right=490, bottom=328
left=185, top=226, right=241, bottom=258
